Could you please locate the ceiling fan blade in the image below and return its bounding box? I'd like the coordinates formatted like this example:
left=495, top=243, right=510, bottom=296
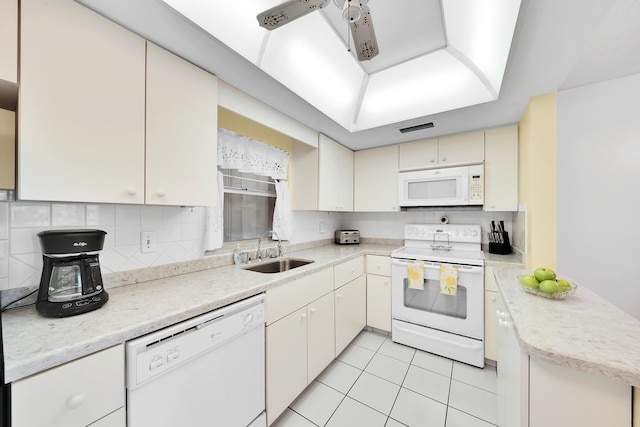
left=350, top=6, right=379, bottom=60
left=258, top=0, right=329, bottom=30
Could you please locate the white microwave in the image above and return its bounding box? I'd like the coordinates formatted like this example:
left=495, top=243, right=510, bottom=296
left=398, top=165, right=484, bottom=207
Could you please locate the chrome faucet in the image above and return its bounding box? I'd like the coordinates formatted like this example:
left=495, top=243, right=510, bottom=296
left=256, top=230, right=282, bottom=262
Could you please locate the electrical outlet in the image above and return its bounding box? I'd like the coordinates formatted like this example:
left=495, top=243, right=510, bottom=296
left=319, top=222, right=326, bottom=234
left=141, top=231, right=155, bottom=253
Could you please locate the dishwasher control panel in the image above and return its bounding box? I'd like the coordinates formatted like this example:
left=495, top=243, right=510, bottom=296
left=125, top=294, right=265, bottom=388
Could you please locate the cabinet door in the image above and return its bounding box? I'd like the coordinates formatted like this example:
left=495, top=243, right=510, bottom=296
left=497, top=293, right=528, bottom=427
left=12, top=345, right=124, bottom=427
left=318, top=134, right=353, bottom=211
left=291, top=142, right=319, bottom=210
left=266, top=307, right=308, bottom=425
left=335, top=275, right=366, bottom=355
left=484, top=125, right=518, bottom=211
left=354, top=145, right=399, bottom=212
left=484, top=290, right=498, bottom=361
left=334, top=256, right=364, bottom=289
left=146, top=42, right=218, bottom=206
left=307, top=293, right=335, bottom=382
left=0, top=0, right=17, bottom=86
left=19, top=0, right=146, bottom=203
left=484, top=266, right=498, bottom=361
left=438, top=130, right=484, bottom=166
left=366, top=255, right=391, bottom=276
left=399, top=138, right=438, bottom=170
left=366, top=274, right=391, bottom=332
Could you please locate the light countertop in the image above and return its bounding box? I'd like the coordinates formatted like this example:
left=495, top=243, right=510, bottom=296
left=494, top=267, right=640, bottom=386
left=1, top=243, right=398, bottom=383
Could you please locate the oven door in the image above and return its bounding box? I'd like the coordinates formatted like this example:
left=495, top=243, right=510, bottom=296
left=391, top=258, right=484, bottom=339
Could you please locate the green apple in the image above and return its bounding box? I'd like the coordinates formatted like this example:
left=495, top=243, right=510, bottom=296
left=539, top=280, right=560, bottom=294
left=557, top=279, right=571, bottom=291
left=519, top=275, right=540, bottom=289
left=534, top=267, right=556, bottom=282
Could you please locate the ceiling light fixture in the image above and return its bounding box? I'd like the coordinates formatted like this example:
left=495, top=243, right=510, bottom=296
left=335, top=0, right=365, bottom=23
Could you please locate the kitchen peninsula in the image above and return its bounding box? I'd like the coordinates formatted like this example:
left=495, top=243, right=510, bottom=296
left=494, top=267, right=640, bottom=426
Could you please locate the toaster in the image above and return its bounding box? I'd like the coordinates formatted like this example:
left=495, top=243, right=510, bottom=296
left=335, top=230, right=360, bottom=245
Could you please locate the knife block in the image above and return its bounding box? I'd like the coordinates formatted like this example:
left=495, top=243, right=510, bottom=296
left=489, top=231, right=512, bottom=255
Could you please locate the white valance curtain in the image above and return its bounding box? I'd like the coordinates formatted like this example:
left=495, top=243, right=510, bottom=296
left=217, top=128, right=289, bottom=179
left=204, top=128, right=292, bottom=251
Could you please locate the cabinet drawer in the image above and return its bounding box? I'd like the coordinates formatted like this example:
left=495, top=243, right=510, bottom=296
left=334, top=256, right=364, bottom=289
left=266, top=268, right=333, bottom=325
left=12, top=344, right=124, bottom=427
left=366, top=255, right=391, bottom=276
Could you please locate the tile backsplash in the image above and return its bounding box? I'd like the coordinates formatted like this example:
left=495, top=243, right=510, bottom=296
left=0, top=201, right=206, bottom=291
left=0, top=200, right=516, bottom=292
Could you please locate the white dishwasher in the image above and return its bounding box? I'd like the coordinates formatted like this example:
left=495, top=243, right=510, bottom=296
left=125, top=294, right=266, bottom=427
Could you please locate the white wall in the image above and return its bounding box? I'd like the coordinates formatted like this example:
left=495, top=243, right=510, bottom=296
left=557, top=73, right=640, bottom=319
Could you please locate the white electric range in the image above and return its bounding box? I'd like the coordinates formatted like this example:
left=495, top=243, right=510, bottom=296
left=391, top=223, right=486, bottom=367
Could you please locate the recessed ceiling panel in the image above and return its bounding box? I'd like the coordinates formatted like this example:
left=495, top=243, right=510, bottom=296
left=444, top=0, right=521, bottom=94
left=356, top=49, right=494, bottom=131
left=322, top=0, right=447, bottom=73
left=261, top=13, right=366, bottom=130
left=162, top=0, right=267, bottom=63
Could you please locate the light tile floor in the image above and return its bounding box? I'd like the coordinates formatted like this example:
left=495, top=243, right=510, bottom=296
left=272, top=330, right=497, bottom=427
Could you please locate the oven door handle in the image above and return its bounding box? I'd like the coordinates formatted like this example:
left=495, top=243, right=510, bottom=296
left=391, top=258, right=484, bottom=273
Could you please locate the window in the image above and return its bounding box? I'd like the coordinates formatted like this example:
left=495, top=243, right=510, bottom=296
left=220, top=168, right=276, bottom=242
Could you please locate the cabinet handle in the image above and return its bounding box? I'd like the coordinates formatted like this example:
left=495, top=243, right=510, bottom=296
left=157, top=189, right=166, bottom=197
left=310, top=308, right=317, bottom=314
left=441, top=157, right=447, bottom=162
left=430, top=159, right=435, bottom=163
left=301, top=313, right=307, bottom=319
left=490, top=296, right=496, bottom=302
left=337, top=294, right=343, bottom=299
left=127, top=187, right=137, bottom=196
left=66, top=394, right=86, bottom=409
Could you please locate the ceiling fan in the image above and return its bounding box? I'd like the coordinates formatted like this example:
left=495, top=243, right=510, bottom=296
left=257, top=0, right=379, bottom=61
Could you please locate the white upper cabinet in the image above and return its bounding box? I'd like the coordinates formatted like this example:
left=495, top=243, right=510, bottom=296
left=146, top=42, right=218, bottom=207
left=399, top=131, right=484, bottom=171
left=318, top=134, right=353, bottom=212
left=19, top=0, right=146, bottom=204
left=437, top=130, right=485, bottom=166
left=19, top=0, right=218, bottom=206
left=484, top=125, right=518, bottom=211
left=354, top=144, right=399, bottom=212
left=399, top=137, right=438, bottom=170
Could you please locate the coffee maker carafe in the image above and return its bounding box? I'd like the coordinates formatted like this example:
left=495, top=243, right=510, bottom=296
left=36, top=229, right=109, bottom=318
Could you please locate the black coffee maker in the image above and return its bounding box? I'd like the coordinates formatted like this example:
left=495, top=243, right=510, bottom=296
left=36, top=229, right=109, bottom=318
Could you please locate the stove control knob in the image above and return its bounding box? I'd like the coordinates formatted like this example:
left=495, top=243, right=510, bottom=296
left=470, top=230, right=478, bottom=237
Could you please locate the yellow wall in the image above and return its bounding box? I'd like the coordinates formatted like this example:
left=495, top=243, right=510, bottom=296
left=218, top=107, right=294, bottom=154
left=0, top=108, right=15, bottom=189
left=518, top=93, right=557, bottom=270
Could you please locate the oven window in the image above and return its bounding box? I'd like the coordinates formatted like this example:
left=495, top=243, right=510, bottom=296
left=403, top=278, right=467, bottom=319
left=407, top=179, right=457, bottom=200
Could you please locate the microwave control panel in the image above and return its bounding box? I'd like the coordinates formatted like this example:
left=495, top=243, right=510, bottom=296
left=469, top=174, right=483, bottom=202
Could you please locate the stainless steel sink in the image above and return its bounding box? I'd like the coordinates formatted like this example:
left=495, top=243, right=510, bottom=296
left=244, top=258, right=314, bottom=273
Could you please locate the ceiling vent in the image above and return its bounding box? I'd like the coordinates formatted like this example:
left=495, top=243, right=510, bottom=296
left=399, top=122, right=434, bottom=134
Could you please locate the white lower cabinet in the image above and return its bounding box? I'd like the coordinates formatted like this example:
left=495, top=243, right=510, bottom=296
left=484, top=266, right=499, bottom=361
left=266, top=259, right=368, bottom=425
left=266, top=306, right=309, bottom=426
left=335, top=275, right=366, bottom=355
left=307, top=293, right=336, bottom=382
left=497, top=292, right=632, bottom=427
left=366, top=255, right=392, bottom=332
left=11, top=344, right=125, bottom=427
left=265, top=269, right=335, bottom=425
